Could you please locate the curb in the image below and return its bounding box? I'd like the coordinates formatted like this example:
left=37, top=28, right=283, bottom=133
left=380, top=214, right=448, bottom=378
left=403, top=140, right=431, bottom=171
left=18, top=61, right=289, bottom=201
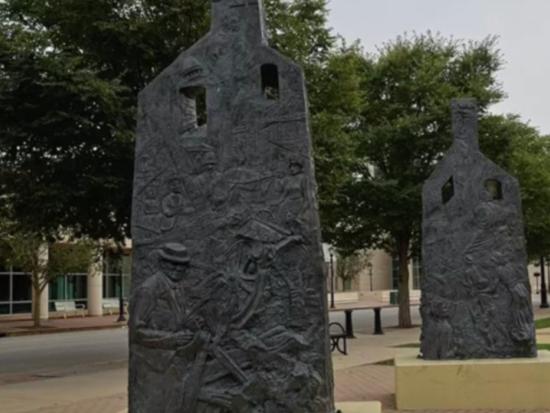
left=0, top=323, right=127, bottom=338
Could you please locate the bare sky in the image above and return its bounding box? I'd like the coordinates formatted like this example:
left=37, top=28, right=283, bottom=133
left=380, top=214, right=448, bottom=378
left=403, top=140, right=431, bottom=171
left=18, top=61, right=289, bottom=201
left=327, top=0, right=550, bottom=135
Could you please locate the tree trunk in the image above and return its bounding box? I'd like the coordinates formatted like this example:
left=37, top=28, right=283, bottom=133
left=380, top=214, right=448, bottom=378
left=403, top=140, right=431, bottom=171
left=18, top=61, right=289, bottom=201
left=32, top=243, right=50, bottom=328
left=397, top=236, right=412, bottom=328
left=32, top=280, right=42, bottom=328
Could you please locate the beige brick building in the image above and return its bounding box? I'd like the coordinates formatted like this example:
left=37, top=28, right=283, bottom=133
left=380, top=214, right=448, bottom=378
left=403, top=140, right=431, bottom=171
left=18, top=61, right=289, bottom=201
left=323, top=245, right=547, bottom=305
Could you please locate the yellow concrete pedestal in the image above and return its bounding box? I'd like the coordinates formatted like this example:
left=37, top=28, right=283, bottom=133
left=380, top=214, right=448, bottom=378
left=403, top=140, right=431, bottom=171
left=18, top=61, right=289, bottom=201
left=336, top=401, right=382, bottom=413
left=395, top=351, right=550, bottom=410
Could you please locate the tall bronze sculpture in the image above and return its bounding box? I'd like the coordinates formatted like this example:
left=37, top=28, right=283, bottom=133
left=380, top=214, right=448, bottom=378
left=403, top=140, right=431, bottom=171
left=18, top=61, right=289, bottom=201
left=129, top=0, right=335, bottom=411
left=420, top=98, right=537, bottom=360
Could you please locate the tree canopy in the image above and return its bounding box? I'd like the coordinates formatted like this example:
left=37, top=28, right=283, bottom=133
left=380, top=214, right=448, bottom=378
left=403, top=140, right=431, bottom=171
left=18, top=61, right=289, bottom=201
left=0, top=0, right=359, bottom=242
left=331, top=33, right=550, bottom=326
left=334, top=33, right=507, bottom=327
left=479, top=115, right=550, bottom=259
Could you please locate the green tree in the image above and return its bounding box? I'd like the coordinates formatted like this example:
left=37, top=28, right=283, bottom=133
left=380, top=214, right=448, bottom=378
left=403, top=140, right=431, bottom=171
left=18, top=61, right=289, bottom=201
left=0, top=17, right=132, bottom=240
left=0, top=0, right=357, bottom=241
left=0, top=228, right=95, bottom=327
left=335, top=33, right=504, bottom=327
left=336, top=250, right=371, bottom=290
left=479, top=115, right=550, bottom=259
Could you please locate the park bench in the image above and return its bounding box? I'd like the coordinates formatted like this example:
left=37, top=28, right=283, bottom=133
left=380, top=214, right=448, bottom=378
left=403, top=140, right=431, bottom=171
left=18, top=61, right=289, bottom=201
left=103, top=298, right=120, bottom=315
left=54, top=301, right=86, bottom=319
left=329, top=322, right=348, bottom=355
left=102, top=298, right=129, bottom=315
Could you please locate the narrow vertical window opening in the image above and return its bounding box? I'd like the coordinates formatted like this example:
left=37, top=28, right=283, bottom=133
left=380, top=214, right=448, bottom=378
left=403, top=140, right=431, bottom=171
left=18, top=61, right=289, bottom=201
left=180, top=86, right=207, bottom=131
left=442, top=177, right=455, bottom=204
left=261, top=64, right=279, bottom=100
left=485, top=179, right=503, bottom=200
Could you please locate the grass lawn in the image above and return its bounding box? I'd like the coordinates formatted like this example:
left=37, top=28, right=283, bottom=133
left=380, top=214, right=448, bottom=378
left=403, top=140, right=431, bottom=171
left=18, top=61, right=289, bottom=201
left=535, top=318, right=550, bottom=330
left=394, top=342, right=550, bottom=351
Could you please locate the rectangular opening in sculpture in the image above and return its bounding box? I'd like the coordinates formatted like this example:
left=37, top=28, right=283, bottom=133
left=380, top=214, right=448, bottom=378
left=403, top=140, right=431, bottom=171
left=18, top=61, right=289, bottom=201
left=261, top=64, right=280, bottom=100
left=441, top=177, right=454, bottom=204
left=181, top=86, right=207, bottom=128
left=484, top=178, right=503, bottom=200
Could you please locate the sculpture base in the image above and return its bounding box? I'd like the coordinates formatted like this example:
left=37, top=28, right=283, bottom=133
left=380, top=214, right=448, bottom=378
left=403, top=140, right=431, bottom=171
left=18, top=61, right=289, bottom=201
left=120, top=403, right=382, bottom=413
left=336, top=401, right=382, bottom=413
left=395, top=351, right=550, bottom=410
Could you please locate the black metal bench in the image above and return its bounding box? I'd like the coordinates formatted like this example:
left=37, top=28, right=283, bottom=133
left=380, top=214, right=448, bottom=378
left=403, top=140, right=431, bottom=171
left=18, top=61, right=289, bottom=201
left=329, top=322, right=348, bottom=355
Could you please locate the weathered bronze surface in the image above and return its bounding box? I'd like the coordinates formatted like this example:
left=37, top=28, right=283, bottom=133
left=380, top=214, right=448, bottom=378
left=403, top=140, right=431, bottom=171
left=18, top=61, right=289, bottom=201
left=420, top=99, right=537, bottom=360
left=129, top=1, right=334, bottom=411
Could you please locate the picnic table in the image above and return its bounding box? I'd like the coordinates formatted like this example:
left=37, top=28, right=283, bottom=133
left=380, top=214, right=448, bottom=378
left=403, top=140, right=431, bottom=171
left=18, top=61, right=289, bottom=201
left=329, top=302, right=400, bottom=338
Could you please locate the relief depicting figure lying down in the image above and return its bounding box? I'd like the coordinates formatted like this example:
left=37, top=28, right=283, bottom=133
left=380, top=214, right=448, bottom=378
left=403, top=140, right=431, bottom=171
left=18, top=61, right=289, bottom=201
left=420, top=98, right=537, bottom=360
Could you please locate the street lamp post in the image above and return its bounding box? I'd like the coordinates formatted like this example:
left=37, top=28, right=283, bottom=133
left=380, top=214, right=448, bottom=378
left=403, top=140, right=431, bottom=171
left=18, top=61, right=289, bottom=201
left=117, top=265, right=126, bottom=322
left=367, top=262, right=373, bottom=292
left=534, top=272, right=541, bottom=295
left=329, top=249, right=335, bottom=309
left=541, top=256, right=549, bottom=309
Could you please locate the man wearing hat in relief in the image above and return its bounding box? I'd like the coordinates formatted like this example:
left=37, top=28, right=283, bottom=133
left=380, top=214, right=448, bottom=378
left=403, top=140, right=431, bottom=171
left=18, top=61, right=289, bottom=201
left=132, top=243, right=211, bottom=413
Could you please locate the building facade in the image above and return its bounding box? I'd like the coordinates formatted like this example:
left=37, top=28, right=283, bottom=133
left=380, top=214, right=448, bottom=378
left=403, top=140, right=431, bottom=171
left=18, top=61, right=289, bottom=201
left=0, top=252, right=130, bottom=318
left=326, top=247, right=546, bottom=305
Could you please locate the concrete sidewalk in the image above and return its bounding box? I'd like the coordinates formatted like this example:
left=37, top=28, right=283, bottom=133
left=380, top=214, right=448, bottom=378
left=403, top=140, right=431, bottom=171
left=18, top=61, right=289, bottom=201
left=0, top=315, right=127, bottom=337
left=0, top=369, right=127, bottom=413
left=1, top=306, right=549, bottom=413
left=4, top=322, right=550, bottom=413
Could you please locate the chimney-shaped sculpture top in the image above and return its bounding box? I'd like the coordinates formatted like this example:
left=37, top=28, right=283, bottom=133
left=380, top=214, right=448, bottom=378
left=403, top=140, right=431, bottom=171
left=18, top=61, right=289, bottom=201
left=451, top=98, right=479, bottom=150
left=211, top=0, right=268, bottom=45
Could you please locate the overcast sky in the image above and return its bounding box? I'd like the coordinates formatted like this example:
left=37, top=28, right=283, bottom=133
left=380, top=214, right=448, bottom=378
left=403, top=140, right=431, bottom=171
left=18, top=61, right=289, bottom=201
left=327, top=0, right=550, bottom=135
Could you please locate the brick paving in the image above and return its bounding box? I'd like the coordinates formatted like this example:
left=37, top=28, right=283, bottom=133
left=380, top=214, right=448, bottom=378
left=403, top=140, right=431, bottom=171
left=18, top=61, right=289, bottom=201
left=12, top=363, right=549, bottom=413
left=2, top=306, right=549, bottom=412
left=334, top=363, right=550, bottom=413
left=335, top=364, right=395, bottom=408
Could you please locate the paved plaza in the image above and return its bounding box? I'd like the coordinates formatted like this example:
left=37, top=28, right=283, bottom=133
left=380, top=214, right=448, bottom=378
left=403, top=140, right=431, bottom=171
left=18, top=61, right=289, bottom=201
left=0, top=305, right=549, bottom=413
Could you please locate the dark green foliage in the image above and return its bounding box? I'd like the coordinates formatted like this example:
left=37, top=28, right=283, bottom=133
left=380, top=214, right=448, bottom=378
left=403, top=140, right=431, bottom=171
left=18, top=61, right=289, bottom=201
left=0, top=4, right=134, bottom=240
left=0, top=0, right=357, bottom=242
left=332, top=33, right=550, bottom=327
left=480, top=115, right=550, bottom=259
left=336, top=33, right=505, bottom=254
left=334, top=33, right=505, bottom=327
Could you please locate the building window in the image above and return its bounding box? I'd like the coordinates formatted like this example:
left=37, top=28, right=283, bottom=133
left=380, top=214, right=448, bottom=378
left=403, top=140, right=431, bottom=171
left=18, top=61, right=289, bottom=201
left=412, top=256, right=422, bottom=290
left=391, top=256, right=400, bottom=290
left=261, top=64, right=280, bottom=100
left=0, top=271, right=10, bottom=314
left=441, top=177, right=455, bottom=204
left=180, top=86, right=207, bottom=130
left=0, top=269, right=34, bottom=314
left=49, top=274, right=87, bottom=301
left=103, top=254, right=131, bottom=300
left=0, top=272, right=9, bottom=301
left=12, top=274, right=31, bottom=301
left=484, top=178, right=503, bottom=200
left=12, top=303, right=32, bottom=313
